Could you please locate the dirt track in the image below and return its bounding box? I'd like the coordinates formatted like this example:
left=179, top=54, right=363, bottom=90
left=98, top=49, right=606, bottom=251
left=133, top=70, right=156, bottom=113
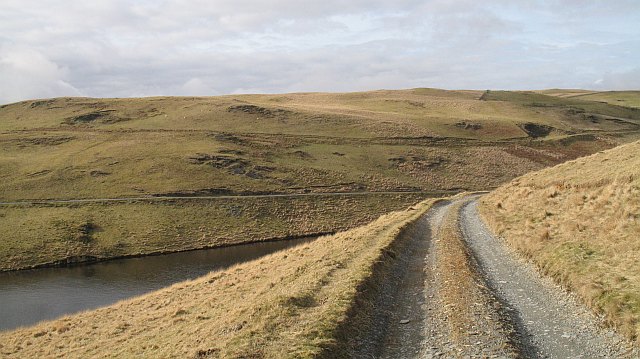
left=358, top=196, right=636, bottom=358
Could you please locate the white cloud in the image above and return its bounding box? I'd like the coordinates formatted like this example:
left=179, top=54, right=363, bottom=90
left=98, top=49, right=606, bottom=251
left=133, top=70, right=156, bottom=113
left=0, top=0, right=638, bottom=104
left=593, top=68, right=640, bottom=91
left=0, top=45, right=82, bottom=104
left=181, top=78, right=218, bottom=96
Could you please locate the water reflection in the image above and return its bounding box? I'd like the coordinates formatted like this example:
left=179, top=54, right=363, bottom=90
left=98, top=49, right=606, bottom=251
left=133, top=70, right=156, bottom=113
left=0, top=237, right=315, bottom=331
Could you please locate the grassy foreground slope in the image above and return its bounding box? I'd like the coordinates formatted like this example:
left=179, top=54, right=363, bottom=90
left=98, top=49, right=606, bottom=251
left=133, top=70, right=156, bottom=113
left=479, top=140, right=640, bottom=341
left=1, top=88, right=639, bottom=270
left=0, top=199, right=437, bottom=358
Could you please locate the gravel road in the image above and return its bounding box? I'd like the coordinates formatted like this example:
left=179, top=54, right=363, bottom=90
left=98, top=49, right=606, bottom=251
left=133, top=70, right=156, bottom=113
left=378, top=200, right=450, bottom=359
left=460, top=199, right=637, bottom=358
left=363, top=196, right=636, bottom=358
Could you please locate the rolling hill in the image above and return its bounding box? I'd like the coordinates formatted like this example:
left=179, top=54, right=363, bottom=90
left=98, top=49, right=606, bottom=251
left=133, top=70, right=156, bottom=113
left=1, top=88, right=639, bottom=270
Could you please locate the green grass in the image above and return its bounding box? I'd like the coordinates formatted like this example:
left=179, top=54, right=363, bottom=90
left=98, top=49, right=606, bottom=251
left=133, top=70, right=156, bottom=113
left=570, top=91, right=640, bottom=109
left=0, top=193, right=424, bottom=271
left=537, top=90, right=640, bottom=109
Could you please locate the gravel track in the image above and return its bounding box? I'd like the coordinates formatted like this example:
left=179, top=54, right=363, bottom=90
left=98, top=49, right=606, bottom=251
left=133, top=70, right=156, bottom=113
left=460, top=199, right=637, bottom=358
left=355, top=196, right=635, bottom=358
left=378, top=200, right=451, bottom=359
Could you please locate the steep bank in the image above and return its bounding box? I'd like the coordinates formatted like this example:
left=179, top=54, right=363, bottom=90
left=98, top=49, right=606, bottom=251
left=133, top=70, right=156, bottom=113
left=464, top=199, right=634, bottom=358
left=479, top=140, right=640, bottom=342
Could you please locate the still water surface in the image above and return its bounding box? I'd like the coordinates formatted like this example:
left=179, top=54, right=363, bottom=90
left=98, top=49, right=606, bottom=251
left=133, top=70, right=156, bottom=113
left=0, top=237, right=315, bottom=331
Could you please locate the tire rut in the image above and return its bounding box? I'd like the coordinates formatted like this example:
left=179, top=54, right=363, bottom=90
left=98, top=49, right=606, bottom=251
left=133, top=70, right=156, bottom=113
left=378, top=197, right=519, bottom=358
left=426, top=199, right=520, bottom=358
left=378, top=200, right=450, bottom=358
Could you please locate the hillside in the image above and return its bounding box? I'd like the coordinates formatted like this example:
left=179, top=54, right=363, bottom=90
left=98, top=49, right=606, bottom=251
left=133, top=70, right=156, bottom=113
left=479, top=140, right=640, bottom=342
left=0, top=198, right=437, bottom=358
left=4, top=88, right=640, bottom=201
left=1, top=88, right=640, bottom=270
left=538, top=89, right=640, bottom=109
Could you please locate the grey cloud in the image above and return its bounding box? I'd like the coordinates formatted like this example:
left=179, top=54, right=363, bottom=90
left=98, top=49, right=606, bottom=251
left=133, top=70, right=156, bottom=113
left=593, top=68, right=640, bottom=91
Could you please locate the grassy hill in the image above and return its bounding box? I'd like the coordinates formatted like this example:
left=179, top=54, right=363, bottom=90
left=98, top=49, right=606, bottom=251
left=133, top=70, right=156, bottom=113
left=1, top=88, right=639, bottom=270
left=538, top=89, right=640, bottom=109
left=4, top=88, right=640, bottom=201
left=479, top=140, right=640, bottom=342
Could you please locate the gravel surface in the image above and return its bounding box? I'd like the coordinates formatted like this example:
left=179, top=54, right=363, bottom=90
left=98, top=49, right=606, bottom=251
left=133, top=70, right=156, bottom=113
left=380, top=198, right=518, bottom=358
left=354, top=196, right=636, bottom=358
left=378, top=200, right=450, bottom=359
left=460, top=199, right=637, bottom=359
left=344, top=200, right=452, bottom=358
left=431, top=200, right=520, bottom=358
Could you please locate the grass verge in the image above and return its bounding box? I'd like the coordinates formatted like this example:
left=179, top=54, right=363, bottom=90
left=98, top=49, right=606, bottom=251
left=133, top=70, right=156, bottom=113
left=0, top=198, right=437, bottom=358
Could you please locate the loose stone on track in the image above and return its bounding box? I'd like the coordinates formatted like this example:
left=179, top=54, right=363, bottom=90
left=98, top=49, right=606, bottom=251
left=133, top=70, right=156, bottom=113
left=460, top=199, right=636, bottom=358
left=358, top=195, right=636, bottom=358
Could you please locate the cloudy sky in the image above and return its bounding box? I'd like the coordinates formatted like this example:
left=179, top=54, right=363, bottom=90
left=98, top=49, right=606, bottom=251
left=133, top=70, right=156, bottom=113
left=1, top=0, right=639, bottom=104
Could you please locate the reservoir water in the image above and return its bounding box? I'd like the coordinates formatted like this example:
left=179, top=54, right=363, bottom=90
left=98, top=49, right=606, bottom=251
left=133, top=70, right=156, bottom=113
left=0, top=237, right=315, bottom=332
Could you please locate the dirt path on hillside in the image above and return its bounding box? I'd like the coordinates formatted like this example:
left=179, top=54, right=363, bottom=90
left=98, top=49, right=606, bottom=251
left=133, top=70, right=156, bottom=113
left=360, top=196, right=636, bottom=358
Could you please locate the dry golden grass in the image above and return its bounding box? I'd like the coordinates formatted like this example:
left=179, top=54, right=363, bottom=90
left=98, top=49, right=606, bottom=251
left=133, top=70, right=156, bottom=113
left=3, top=89, right=632, bottom=201
left=0, top=199, right=437, bottom=358
left=479, top=140, right=640, bottom=342
left=0, top=90, right=547, bottom=138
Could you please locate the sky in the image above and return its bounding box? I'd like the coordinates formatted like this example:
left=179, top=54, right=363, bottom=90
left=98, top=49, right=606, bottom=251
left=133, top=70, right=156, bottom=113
left=1, top=0, right=639, bottom=104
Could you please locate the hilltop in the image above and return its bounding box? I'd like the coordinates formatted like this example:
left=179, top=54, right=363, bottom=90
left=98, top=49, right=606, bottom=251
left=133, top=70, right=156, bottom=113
left=3, top=88, right=640, bottom=201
